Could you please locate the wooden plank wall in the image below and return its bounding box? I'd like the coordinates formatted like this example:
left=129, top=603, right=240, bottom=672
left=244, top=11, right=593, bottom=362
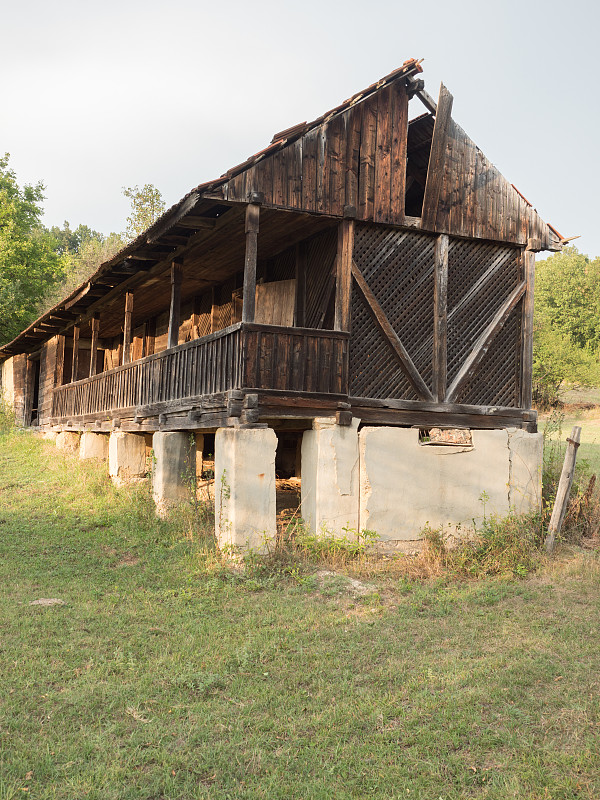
left=220, top=81, right=409, bottom=227
left=38, top=338, right=58, bottom=425
left=426, top=119, right=558, bottom=249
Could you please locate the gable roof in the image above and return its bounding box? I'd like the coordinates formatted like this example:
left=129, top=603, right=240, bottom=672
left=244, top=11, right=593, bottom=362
left=1, top=59, right=561, bottom=358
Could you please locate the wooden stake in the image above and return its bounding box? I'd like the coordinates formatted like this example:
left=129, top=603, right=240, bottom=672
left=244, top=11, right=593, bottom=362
left=242, top=203, right=260, bottom=323
left=545, top=426, right=582, bottom=554
left=89, top=314, right=100, bottom=377
left=167, top=261, right=183, bottom=349
left=122, top=292, right=134, bottom=364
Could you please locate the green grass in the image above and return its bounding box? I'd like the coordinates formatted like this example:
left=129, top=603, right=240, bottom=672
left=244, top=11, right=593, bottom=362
left=2, top=430, right=600, bottom=798
left=540, top=407, right=600, bottom=477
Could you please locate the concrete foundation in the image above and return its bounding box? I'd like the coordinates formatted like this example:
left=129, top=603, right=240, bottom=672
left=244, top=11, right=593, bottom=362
left=108, top=431, right=147, bottom=487
left=79, top=431, right=109, bottom=461
left=359, top=426, right=543, bottom=543
left=214, top=426, right=277, bottom=551
left=152, top=431, right=194, bottom=517
left=55, top=431, right=80, bottom=454
left=301, top=417, right=360, bottom=537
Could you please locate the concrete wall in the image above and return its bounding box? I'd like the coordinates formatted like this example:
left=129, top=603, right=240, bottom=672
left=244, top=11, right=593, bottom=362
left=300, top=422, right=543, bottom=545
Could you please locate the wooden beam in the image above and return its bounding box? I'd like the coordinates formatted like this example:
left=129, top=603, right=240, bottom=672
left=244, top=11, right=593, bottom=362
left=71, top=325, right=80, bottom=382
left=446, top=280, right=527, bottom=403
left=167, top=261, right=183, bottom=350
left=295, top=241, right=307, bottom=327
left=351, top=260, right=434, bottom=401
left=123, top=292, right=134, bottom=365
left=432, top=234, right=449, bottom=402
left=242, top=203, right=260, bottom=323
left=520, top=250, right=535, bottom=409
left=334, top=219, right=354, bottom=331
left=210, top=287, right=218, bottom=334
left=89, top=314, right=100, bottom=377
left=421, top=83, right=453, bottom=231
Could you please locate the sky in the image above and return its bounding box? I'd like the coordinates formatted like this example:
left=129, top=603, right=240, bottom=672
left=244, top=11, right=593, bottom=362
left=2, top=0, right=598, bottom=257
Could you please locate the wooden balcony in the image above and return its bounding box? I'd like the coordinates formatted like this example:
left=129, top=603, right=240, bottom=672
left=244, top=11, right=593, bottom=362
left=51, top=323, right=349, bottom=422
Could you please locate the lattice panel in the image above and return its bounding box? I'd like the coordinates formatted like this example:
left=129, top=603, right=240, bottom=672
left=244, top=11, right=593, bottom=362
left=455, top=304, right=522, bottom=407
left=349, top=290, right=417, bottom=399
left=269, top=247, right=296, bottom=282
left=350, top=224, right=435, bottom=398
left=447, top=240, right=521, bottom=387
left=305, top=228, right=337, bottom=329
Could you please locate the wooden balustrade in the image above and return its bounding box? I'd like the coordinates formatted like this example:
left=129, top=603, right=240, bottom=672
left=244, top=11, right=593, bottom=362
left=51, top=323, right=348, bottom=420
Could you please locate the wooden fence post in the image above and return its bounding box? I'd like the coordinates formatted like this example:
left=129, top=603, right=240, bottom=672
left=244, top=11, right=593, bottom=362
left=545, top=426, right=582, bottom=554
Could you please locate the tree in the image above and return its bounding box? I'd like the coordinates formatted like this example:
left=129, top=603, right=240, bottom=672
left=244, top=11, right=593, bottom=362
left=122, top=184, right=165, bottom=240
left=0, top=154, right=66, bottom=345
left=533, top=246, right=600, bottom=406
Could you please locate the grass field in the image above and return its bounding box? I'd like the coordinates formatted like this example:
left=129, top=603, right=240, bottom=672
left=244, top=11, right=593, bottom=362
left=2, top=428, right=600, bottom=799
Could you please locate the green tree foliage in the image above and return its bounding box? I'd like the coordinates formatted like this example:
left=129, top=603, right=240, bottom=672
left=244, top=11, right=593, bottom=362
left=0, top=154, right=66, bottom=345
left=122, top=184, right=165, bottom=240
left=533, top=247, right=600, bottom=407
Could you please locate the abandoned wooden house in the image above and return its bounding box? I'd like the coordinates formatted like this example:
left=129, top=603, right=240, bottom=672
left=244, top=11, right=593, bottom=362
left=0, top=59, right=562, bottom=546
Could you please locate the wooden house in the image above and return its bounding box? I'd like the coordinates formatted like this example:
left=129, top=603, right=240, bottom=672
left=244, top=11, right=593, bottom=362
left=0, top=60, right=561, bottom=546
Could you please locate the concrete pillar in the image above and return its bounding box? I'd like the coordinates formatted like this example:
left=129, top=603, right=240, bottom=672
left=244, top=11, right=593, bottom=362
left=508, top=428, right=543, bottom=514
left=79, top=431, right=109, bottom=461
left=301, top=417, right=359, bottom=537
left=55, top=431, right=80, bottom=454
left=214, top=426, right=277, bottom=551
left=108, top=431, right=147, bottom=487
left=152, top=431, right=194, bottom=517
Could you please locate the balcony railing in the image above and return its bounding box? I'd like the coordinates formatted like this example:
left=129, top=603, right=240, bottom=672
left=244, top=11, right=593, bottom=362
left=51, top=323, right=349, bottom=420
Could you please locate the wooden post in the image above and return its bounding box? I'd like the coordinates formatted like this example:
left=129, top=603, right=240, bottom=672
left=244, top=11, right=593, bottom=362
left=295, top=241, right=307, bottom=328
left=89, top=314, right=100, bottom=377
left=545, top=426, right=582, bottom=554
left=334, top=219, right=354, bottom=331
left=242, top=203, right=260, bottom=323
left=167, top=260, right=183, bottom=349
left=520, top=249, right=535, bottom=409
left=432, top=234, right=449, bottom=402
left=210, top=286, right=218, bottom=333
left=71, top=324, right=80, bottom=382
left=122, top=292, right=134, bottom=364
left=55, top=335, right=65, bottom=387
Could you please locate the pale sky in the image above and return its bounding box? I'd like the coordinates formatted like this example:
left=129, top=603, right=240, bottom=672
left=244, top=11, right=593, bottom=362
left=3, top=0, right=598, bottom=257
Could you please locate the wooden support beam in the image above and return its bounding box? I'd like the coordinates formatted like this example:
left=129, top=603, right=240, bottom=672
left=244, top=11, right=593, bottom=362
left=89, top=314, right=100, bottom=377
left=191, top=295, right=201, bottom=340
left=167, top=261, right=183, bottom=350
left=123, top=292, right=134, bottom=364
left=545, top=426, right=581, bottom=554
left=351, top=260, right=434, bottom=401
left=520, top=250, right=535, bottom=409
left=242, top=203, right=260, bottom=323
left=432, top=234, right=449, bottom=402
left=446, top=280, right=527, bottom=403
left=421, top=83, right=453, bottom=231
left=295, top=241, right=307, bottom=327
left=71, top=325, right=80, bottom=382
left=334, top=219, right=354, bottom=332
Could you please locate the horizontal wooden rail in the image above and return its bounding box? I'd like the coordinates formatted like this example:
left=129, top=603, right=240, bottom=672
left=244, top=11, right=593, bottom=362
left=51, top=323, right=350, bottom=420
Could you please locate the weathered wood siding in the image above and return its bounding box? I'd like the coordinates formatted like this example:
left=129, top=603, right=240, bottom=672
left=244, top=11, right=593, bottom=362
left=423, top=118, right=557, bottom=248
left=219, top=81, right=409, bottom=227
